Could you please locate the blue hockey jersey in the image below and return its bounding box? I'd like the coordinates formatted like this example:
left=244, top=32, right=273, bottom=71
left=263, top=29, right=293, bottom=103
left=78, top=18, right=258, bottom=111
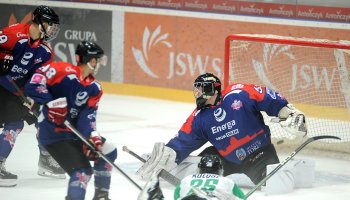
left=167, top=83, right=288, bottom=164
left=25, top=61, right=102, bottom=145
left=0, top=23, right=53, bottom=93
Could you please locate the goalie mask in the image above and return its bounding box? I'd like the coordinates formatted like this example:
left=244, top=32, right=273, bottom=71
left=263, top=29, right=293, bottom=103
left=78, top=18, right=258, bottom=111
left=75, top=41, right=105, bottom=76
left=32, top=5, right=60, bottom=42
left=198, top=155, right=223, bottom=175
left=193, top=73, right=221, bottom=110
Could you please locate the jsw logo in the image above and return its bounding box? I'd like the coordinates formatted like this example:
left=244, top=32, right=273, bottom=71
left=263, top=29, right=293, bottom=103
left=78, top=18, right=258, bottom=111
left=132, top=25, right=222, bottom=79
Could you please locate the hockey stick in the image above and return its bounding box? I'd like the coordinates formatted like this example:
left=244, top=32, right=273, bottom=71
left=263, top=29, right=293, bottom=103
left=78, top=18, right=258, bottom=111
left=122, top=146, right=180, bottom=186
left=64, top=121, right=142, bottom=190
left=6, top=76, right=39, bottom=117
left=6, top=76, right=142, bottom=190
left=245, top=135, right=341, bottom=198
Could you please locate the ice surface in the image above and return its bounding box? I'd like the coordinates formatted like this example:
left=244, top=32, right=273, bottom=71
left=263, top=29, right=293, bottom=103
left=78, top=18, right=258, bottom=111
left=1, top=94, right=349, bottom=200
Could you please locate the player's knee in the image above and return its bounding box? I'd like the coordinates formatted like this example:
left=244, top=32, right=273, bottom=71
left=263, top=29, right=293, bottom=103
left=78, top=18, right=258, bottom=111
left=101, top=141, right=117, bottom=161
left=69, top=168, right=93, bottom=178
left=0, top=121, right=24, bottom=141
left=68, top=168, right=93, bottom=200
left=4, top=121, right=25, bottom=131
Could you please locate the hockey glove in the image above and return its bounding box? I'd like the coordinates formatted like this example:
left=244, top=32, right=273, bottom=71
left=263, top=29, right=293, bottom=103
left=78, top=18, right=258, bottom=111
left=47, top=97, right=68, bottom=125
left=22, top=97, right=40, bottom=125
left=0, top=53, right=13, bottom=76
left=276, top=104, right=307, bottom=137
left=136, top=142, right=177, bottom=180
left=23, top=97, right=40, bottom=116
left=82, top=131, right=104, bottom=161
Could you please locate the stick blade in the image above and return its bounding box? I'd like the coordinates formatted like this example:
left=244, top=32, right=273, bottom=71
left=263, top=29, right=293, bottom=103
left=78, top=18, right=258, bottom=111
left=312, top=135, right=341, bottom=141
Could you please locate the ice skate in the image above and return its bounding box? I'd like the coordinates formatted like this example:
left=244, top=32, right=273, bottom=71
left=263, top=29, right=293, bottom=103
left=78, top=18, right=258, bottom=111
left=37, top=150, right=66, bottom=179
left=92, top=188, right=111, bottom=200
left=0, top=161, right=17, bottom=187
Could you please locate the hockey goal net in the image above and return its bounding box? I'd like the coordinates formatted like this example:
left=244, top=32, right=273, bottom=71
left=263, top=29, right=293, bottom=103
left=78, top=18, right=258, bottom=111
left=224, top=34, right=350, bottom=154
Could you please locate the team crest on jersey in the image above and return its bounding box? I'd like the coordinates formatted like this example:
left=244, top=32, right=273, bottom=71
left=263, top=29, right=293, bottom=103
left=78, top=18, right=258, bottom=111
left=231, top=100, right=242, bottom=110
left=34, top=57, right=43, bottom=64
left=214, top=108, right=226, bottom=122
left=236, top=148, right=247, bottom=160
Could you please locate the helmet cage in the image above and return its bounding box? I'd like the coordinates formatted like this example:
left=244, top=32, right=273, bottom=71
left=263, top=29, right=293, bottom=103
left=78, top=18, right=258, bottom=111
left=33, top=6, right=60, bottom=42
left=75, top=41, right=105, bottom=75
left=41, top=23, right=60, bottom=42
left=193, top=73, right=221, bottom=110
left=193, top=81, right=216, bottom=99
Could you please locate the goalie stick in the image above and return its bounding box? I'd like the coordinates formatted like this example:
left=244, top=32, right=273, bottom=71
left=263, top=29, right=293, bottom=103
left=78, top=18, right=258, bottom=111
left=245, top=135, right=341, bottom=198
left=64, top=121, right=142, bottom=190
left=7, top=76, right=143, bottom=190
left=6, top=75, right=39, bottom=117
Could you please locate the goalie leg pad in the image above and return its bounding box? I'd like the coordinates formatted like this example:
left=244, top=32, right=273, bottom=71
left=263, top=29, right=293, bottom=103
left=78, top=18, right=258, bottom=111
left=136, top=143, right=177, bottom=180
left=265, top=163, right=295, bottom=195
left=292, top=159, right=315, bottom=188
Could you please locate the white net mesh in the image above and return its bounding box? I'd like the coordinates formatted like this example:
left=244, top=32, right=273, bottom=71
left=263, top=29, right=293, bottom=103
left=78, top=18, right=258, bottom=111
left=226, top=34, right=350, bottom=153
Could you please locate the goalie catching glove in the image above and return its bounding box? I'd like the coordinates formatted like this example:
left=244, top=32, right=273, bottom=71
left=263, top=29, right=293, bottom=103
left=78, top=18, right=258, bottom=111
left=275, top=104, right=307, bottom=137
left=136, top=142, right=177, bottom=180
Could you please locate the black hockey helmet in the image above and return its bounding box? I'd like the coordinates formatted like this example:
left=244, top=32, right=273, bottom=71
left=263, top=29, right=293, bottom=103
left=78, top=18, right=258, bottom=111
left=198, top=155, right=223, bottom=175
left=75, top=41, right=105, bottom=75
left=32, top=5, right=60, bottom=41
left=193, top=73, right=221, bottom=110
left=32, top=5, right=59, bottom=25
left=75, top=41, right=104, bottom=65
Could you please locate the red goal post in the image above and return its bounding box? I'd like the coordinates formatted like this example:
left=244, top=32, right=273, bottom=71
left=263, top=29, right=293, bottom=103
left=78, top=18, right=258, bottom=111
left=224, top=34, right=350, bottom=154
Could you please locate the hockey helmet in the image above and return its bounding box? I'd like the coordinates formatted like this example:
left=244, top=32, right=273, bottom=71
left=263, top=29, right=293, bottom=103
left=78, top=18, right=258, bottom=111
left=75, top=41, right=105, bottom=75
left=32, top=5, right=60, bottom=41
left=193, top=73, right=221, bottom=110
left=198, top=154, right=223, bottom=175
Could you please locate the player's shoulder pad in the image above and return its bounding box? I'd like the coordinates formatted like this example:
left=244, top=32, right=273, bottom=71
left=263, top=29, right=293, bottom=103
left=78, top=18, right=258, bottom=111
left=90, top=80, right=103, bottom=96
left=222, top=83, right=265, bottom=102
left=0, top=24, right=29, bottom=48
left=41, top=61, right=79, bottom=85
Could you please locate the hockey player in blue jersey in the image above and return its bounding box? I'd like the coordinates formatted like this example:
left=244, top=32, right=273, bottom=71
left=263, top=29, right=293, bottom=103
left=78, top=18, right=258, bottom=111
left=0, top=5, right=65, bottom=187
left=25, top=41, right=116, bottom=200
left=137, top=73, right=307, bottom=186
